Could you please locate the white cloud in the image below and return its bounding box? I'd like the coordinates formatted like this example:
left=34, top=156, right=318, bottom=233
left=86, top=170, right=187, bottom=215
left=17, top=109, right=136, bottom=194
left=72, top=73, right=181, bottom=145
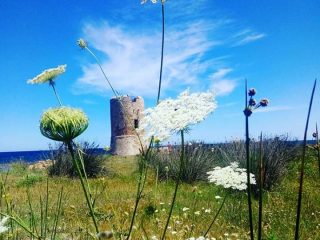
left=255, top=106, right=293, bottom=113
left=232, top=29, right=266, bottom=46
left=210, top=68, right=237, bottom=96
left=75, top=21, right=219, bottom=97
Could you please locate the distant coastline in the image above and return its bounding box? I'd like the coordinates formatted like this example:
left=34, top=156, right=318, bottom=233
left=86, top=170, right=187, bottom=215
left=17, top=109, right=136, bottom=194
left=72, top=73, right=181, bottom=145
left=0, top=148, right=107, bottom=164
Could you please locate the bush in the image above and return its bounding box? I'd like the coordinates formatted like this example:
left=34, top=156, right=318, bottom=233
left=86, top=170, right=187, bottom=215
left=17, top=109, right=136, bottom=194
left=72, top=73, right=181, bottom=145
left=150, top=141, right=216, bottom=183
left=214, top=135, right=299, bottom=190
left=48, top=141, right=107, bottom=178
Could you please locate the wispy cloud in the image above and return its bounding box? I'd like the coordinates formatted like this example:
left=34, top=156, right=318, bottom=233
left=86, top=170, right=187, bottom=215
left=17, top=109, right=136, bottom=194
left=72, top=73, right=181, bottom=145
left=255, top=106, right=294, bottom=113
left=75, top=21, right=221, bottom=97
left=232, top=29, right=266, bottom=46
left=210, top=68, right=237, bottom=96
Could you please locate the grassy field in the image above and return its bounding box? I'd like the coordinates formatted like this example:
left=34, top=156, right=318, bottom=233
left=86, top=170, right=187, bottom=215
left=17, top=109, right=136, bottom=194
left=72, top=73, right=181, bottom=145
left=0, top=153, right=319, bottom=240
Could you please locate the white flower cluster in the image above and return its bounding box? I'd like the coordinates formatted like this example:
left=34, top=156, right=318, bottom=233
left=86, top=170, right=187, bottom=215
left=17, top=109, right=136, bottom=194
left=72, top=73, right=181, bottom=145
left=141, top=0, right=166, bottom=4
left=27, top=65, right=66, bottom=84
left=139, top=90, right=217, bottom=141
left=207, top=162, right=256, bottom=191
left=186, top=237, right=210, bottom=240
left=0, top=217, right=9, bottom=234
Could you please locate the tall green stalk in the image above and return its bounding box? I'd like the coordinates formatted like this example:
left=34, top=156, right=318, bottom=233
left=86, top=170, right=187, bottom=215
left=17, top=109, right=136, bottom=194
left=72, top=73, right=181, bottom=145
left=156, top=2, right=165, bottom=104
left=258, top=132, right=263, bottom=240
left=316, top=124, right=320, bottom=176
left=245, top=80, right=254, bottom=240
left=161, top=130, right=185, bottom=240
left=203, top=193, right=228, bottom=237
left=66, top=141, right=99, bottom=234
left=294, top=79, right=317, bottom=240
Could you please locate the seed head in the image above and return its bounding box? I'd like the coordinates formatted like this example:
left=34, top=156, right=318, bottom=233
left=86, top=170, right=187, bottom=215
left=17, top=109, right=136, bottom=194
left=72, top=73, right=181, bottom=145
left=312, top=132, right=318, bottom=138
left=243, top=107, right=253, bottom=117
left=77, top=38, right=88, bottom=49
left=249, top=98, right=256, bottom=106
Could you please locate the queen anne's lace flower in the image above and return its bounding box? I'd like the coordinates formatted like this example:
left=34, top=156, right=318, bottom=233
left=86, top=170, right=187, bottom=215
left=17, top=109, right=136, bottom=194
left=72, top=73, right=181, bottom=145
left=139, top=90, right=217, bottom=141
left=207, top=162, right=256, bottom=191
left=0, top=217, right=9, bottom=234
left=27, top=65, right=66, bottom=84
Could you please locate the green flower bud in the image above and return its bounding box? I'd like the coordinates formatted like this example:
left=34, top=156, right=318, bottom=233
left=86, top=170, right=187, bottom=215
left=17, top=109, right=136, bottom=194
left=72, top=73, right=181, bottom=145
left=40, top=107, right=89, bottom=142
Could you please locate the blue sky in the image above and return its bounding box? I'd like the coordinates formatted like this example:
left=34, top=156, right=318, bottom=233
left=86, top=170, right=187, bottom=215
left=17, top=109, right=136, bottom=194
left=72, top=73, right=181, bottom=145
left=0, top=0, right=319, bottom=151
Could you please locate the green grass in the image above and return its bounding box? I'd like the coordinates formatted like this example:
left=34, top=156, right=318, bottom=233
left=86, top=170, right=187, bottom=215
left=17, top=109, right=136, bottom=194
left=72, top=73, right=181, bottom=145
left=0, top=152, right=319, bottom=239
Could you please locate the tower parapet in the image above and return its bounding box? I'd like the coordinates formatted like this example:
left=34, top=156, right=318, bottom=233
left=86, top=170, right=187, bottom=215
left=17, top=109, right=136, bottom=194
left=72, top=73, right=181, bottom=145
left=110, top=96, right=144, bottom=156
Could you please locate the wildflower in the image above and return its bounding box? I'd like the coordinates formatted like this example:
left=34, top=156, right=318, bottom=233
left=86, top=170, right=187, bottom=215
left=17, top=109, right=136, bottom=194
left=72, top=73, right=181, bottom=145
left=77, top=38, right=88, bottom=49
left=204, top=208, right=211, bottom=213
left=40, top=107, right=89, bottom=142
left=0, top=217, right=9, bottom=234
left=140, top=90, right=217, bottom=141
left=248, top=88, right=256, bottom=96
left=243, top=87, right=268, bottom=117
left=141, top=0, right=166, bottom=4
left=207, top=162, right=256, bottom=191
left=194, top=211, right=200, bottom=215
left=215, top=195, right=222, bottom=199
left=27, top=65, right=66, bottom=85
left=259, top=98, right=269, bottom=107
left=97, top=231, right=113, bottom=239
left=182, top=207, right=190, bottom=212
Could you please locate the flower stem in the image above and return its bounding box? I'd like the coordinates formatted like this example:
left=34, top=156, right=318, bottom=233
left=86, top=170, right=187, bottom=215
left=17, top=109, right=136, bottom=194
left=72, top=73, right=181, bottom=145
left=161, top=130, right=185, bottom=240
left=294, top=79, right=316, bottom=240
left=66, top=141, right=99, bottom=234
left=84, top=47, right=118, bottom=98
left=316, top=123, right=320, bottom=177
left=49, top=80, right=62, bottom=106
left=156, top=2, right=165, bottom=104
left=258, top=132, right=263, bottom=240
left=245, top=80, right=254, bottom=240
left=203, top=193, right=228, bottom=237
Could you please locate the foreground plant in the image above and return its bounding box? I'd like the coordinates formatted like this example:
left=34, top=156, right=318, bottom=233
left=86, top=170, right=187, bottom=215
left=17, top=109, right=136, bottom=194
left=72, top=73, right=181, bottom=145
left=243, top=81, right=268, bottom=240
left=40, top=107, right=100, bottom=234
left=294, top=79, right=316, bottom=240
left=205, top=162, right=256, bottom=237
left=27, top=65, right=66, bottom=106
left=138, top=90, right=217, bottom=239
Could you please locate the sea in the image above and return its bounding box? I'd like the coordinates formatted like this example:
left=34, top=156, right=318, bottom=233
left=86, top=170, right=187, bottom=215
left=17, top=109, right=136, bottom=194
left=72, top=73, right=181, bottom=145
left=0, top=148, right=108, bottom=165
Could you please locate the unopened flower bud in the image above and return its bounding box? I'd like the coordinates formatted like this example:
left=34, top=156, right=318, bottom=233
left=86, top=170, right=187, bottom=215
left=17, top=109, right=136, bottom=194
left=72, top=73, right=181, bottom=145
left=312, top=132, right=318, bottom=138
left=77, top=39, right=87, bottom=49
left=243, top=107, right=253, bottom=117
left=249, top=98, right=256, bottom=106
left=259, top=99, right=269, bottom=107
left=248, top=88, right=256, bottom=97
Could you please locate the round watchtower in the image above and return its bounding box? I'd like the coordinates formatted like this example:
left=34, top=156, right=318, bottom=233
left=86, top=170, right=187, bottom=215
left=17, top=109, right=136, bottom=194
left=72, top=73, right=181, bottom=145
left=110, top=96, right=144, bottom=156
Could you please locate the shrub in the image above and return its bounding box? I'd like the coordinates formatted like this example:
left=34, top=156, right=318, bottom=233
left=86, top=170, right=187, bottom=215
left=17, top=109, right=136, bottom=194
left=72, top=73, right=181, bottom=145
left=214, top=135, right=299, bottom=190
left=48, top=141, right=107, bottom=178
left=16, top=174, right=43, bottom=187
left=150, top=141, right=216, bottom=183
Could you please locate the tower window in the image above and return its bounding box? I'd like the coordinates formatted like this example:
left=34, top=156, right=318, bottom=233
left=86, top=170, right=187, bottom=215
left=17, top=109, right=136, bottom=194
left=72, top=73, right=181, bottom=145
left=134, top=119, right=139, bottom=129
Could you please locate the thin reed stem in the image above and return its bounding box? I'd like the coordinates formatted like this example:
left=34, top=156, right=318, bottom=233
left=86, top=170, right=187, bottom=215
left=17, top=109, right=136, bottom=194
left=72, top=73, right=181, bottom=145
left=84, top=47, right=118, bottom=97
left=49, top=80, right=62, bottom=106
left=245, top=79, right=254, bottom=240
left=161, top=130, right=185, bottom=240
left=66, top=141, right=99, bottom=234
left=258, top=132, right=263, bottom=240
left=316, top=124, right=320, bottom=176
left=156, top=2, right=165, bottom=104
left=294, top=79, right=317, bottom=240
left=51, top=187, right=63, bottom=240
left=203, top=193, right=228, bottom=237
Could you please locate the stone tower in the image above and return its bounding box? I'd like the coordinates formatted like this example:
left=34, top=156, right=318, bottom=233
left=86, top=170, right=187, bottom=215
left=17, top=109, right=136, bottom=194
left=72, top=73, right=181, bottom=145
left=110, top=96, right=144, bottom=156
